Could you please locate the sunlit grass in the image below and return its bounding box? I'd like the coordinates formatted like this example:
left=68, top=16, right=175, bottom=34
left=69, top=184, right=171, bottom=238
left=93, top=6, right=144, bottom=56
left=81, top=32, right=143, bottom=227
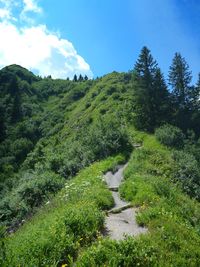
left=3, top=154, right=125, bottom=266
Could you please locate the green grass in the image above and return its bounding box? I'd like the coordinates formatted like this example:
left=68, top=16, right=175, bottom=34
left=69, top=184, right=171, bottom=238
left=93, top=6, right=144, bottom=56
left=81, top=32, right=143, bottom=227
left=75, top=133, right=200, bottom=267
left=2, top=154, right=125, bottom=267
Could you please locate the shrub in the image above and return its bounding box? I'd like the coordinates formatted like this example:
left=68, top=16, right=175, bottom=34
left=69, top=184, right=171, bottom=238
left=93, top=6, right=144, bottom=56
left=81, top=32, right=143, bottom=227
left=0, top=171, right=65, bottom=227
left=17, top=172, right=65, bottom=208
left=155, top=124, right=185, bottom=148
left=172, top=151, right=200, bottom=200
left=10, top=138, right=34, bottom=164
left=75, top=237, right=158, bottom=267
left=84, top=116, right=131, bottom=159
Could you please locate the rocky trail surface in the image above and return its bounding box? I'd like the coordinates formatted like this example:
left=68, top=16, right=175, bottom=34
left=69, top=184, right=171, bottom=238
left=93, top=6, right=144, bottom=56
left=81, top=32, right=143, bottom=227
left=104, top=165, right=147, bottom=240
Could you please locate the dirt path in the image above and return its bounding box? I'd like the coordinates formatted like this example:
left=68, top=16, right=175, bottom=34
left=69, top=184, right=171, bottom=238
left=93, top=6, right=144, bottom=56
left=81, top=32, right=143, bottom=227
left=104, top=165, right=147, bottom=240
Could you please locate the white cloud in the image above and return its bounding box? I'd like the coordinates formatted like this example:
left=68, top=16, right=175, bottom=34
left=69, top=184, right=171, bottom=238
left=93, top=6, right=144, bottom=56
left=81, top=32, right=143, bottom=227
left=0, top=0, right=93, bottom=79
left=20, top=0, right=42, bottom=23
left=22, top=0, right=42, bottom=13
left=0, top=8, right=11, bottom=19
left=0, top=0, right=16, bottom=21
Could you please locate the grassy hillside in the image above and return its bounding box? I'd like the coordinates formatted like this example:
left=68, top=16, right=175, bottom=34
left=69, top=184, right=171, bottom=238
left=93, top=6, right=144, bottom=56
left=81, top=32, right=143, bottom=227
left=2, top=155, right=125, bottom=266
left=0, top=64, right=200, bottom=266
left=0, top=67, right=132, bottom=229
left=75, top=134, right=200, bottom=266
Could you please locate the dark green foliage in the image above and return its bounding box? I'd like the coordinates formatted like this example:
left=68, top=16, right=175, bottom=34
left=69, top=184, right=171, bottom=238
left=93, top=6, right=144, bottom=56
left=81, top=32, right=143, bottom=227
left=0, top=66, right=44, bottom=191
left=78, top=74, right=84, bottom=81
left=172, top=151, right=200, bottom=200
left=2, top=64, right=39, bottom=84
left=155, top=124, right=185, bottom=148
left=153, top=68, right=171, bottom=124
left=0, top=102, right=6, bottom=142
left=0, top=171, right=65, bottom=227
left=184, top=132, right=200, bottom=164
left=169, top=53, right=192, bottom=109
left=0, top=226, right=6, bottom=265
left=133, top=47, right=170, bottom=131
left=155, top=125, right=200, bottom=200
left=0, top=67, right=132, bottom=228
left=73, top=74, right=78, bottom=82
left=168, top=52, right=199, bottom=132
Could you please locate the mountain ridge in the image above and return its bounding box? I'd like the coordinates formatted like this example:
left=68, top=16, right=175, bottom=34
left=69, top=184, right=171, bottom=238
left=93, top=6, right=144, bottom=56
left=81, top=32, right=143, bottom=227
left=1, top=47, right=200, bottom=266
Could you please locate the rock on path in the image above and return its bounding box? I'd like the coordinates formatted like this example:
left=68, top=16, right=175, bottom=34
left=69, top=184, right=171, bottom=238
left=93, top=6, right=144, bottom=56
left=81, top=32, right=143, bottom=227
left=104, top=165, right=147, bottom=240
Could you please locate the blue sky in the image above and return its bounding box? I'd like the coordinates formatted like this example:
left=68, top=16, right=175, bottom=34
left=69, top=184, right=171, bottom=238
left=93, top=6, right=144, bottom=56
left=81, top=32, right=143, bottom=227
left=0, top=0, right=200, bottom=81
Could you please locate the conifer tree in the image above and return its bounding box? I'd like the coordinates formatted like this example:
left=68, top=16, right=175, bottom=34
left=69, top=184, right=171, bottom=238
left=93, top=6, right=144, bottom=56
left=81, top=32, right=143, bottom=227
left=189, top=73, right=200, bottom=135
left=133, top=46, right=169, bottom=131
left=168, top=52, right=192, bottom=109
left=78, top=74, right=84, bottom=81
left=73, top=74, right=77, bottom=82
left=194, top=73, right=200, bottom=109
left=168, top=53, right=194, bottom=130
left=153, top=68, right=171, bottom=126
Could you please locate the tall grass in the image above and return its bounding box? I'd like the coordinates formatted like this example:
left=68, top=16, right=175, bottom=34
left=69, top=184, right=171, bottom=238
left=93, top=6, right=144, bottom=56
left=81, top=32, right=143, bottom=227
left=2, top=154, right=125, bottom=266
left=75, top=134, right=200, bottom=266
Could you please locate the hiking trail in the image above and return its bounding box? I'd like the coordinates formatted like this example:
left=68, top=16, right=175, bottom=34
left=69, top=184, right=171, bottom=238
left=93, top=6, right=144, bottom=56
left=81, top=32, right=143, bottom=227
left=104, top=164, right=147, bottom=240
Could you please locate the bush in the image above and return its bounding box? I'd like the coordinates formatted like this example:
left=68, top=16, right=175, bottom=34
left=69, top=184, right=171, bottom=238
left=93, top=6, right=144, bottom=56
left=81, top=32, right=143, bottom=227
left=84, top=116, right=131, bottom=159
left=53, top=116, right=131, bottom=178
left=75, top=237, right=158, bottom=267
left=172, top=151, right=200, bottom=200
left=155, top=124, right=185, bottom=148
left=10, top=138, right=33, bottom=164
left=17, top=172, right=65, bottom=208
left=0, top=171, right=65, bottom=227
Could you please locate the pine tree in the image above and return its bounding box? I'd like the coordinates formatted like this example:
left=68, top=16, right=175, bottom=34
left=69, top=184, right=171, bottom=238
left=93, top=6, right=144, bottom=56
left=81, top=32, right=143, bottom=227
left=153, top=68, right=171, bottom=126
left=193, top=73, right=200, bottom=109
left=78, top=74, right=84, bottom=81
left=189, top=73, right=200, bottom=135
left=168, top=53, right=194, bottom=130
left=168, top=52, right=192, bottom=109
left=84, top=75, right=88, bottom=81
left=133, top=46, right=169, bottom=131
left=134, top=46, right=158, bottom=80
left=73, top=74, right=77, bottom=82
